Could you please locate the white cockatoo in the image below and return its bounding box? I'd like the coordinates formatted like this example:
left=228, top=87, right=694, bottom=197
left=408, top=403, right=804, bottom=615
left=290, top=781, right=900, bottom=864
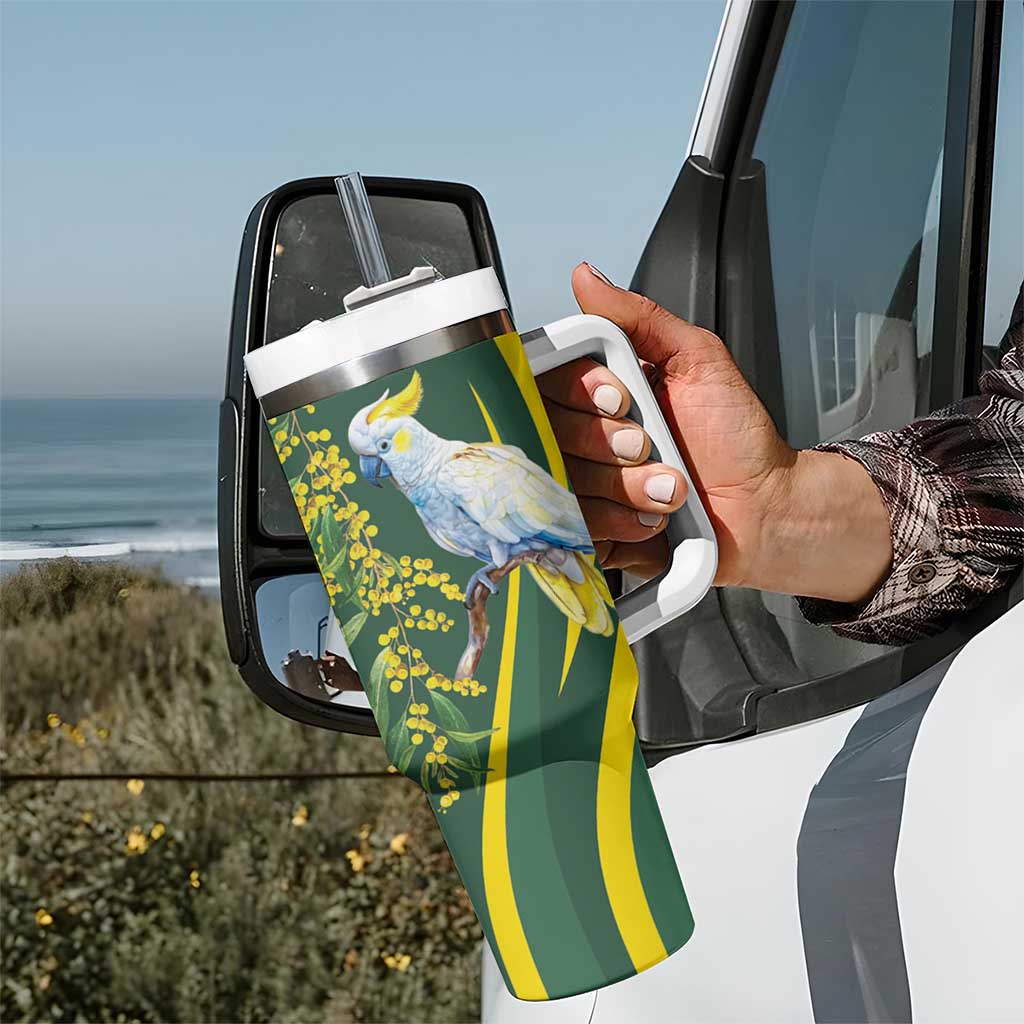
left=347, top=371, right=614, bottom=636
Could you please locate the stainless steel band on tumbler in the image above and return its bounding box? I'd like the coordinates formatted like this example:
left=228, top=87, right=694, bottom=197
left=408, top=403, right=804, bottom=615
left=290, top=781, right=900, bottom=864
left=259, top=311, right=514, bottom=418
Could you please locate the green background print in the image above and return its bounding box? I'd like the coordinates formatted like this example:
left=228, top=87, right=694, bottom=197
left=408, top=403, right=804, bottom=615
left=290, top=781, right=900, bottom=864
left=266, top=332, right=693, bottom=1001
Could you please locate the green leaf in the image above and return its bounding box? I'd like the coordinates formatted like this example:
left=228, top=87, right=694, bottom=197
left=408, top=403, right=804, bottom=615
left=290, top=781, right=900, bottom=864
left=365, top=648, right=390, bottom=740
left=322, top=543, right=349, bottom=578
left=386, top=716, right=407, bottom=762
left=320, top=508, right=346, bottom=561
left=333, top=560, right=363, bottom=604
left=381, top=552, right=404, bottom=576
left=446, top=756, right=491, bottom=776
left=445, top=727, right=499, bottom=744
left=427, top=691, right=471, bottom=734
left=420, top=753, right=433, bottom=792
left=341, top=610, right=367, bottom=648
left=396, top=741, right=415, bottom=776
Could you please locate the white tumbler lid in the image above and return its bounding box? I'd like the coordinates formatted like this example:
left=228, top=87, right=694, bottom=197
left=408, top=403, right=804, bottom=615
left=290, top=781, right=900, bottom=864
left=244, top=266, right=508, bottom=401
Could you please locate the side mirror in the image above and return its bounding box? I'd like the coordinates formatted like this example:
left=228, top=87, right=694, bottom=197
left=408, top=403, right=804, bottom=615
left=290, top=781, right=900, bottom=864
left=218, top=177, right=509, bottom=734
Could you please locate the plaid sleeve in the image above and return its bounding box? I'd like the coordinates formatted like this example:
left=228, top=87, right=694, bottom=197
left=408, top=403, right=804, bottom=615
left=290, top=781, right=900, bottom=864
left=798, top=286, right=1024, bottom=645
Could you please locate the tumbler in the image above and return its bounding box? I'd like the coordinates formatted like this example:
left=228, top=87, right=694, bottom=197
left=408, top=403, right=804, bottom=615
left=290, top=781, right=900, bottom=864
left=244, top=175, right=717, bottom=1001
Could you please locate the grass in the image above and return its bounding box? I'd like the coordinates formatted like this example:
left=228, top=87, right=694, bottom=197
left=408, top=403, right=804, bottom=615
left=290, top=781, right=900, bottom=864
left=0, top=559, right=483, bottom=1023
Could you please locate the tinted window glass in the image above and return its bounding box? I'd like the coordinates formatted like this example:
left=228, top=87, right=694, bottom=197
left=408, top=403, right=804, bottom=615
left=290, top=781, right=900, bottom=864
left=259, top=194, right=482, bottom=537
left=983, top=2, right=1023, bottom=360
left=752, top=1, right=954, bottom=449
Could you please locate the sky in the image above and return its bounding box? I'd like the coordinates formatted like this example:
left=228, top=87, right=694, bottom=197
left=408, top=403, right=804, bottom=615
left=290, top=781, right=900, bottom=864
left=0, top=0, right=724, bottom=399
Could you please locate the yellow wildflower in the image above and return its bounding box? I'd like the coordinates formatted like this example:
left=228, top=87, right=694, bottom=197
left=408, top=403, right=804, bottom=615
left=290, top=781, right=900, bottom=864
left=125, top=827, right=148, bottom=855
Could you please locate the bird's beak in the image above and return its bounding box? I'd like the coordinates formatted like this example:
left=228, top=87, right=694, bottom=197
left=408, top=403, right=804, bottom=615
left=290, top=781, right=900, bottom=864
left=359, top=454, right=391, bottom=487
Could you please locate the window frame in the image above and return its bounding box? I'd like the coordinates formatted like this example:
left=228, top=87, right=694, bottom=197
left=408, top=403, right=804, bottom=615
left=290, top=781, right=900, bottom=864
left=635, top=0, right=1014, bottom=759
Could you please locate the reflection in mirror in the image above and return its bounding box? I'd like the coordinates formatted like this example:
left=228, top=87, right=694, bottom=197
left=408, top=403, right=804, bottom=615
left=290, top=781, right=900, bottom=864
left=254, top=574, right=370, bottom=711
left=260, top=194, right=483, bottom=537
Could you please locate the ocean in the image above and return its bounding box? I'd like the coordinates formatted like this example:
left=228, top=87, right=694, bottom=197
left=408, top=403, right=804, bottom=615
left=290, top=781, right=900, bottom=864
left=1, top=398, right=220, bottom=590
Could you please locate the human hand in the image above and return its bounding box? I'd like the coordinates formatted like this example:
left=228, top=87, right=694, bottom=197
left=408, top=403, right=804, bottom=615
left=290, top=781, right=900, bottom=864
left=539, top=262, right=893, bottom=602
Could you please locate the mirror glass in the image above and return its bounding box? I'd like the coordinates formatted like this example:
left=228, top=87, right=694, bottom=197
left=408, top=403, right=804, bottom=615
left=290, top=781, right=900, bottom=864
left=253, top=573, right=370, bottom=710
left=259, top=193, right=484, bottom=538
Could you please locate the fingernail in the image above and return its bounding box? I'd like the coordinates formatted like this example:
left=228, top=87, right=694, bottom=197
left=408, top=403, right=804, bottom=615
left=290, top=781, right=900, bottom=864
left=638, top=512, right=665, bottom=528
left=644, top=473, right=677, bottom=504
left=611, top=428, right=645, bottom=461
left=592, top=384, right=623, bottom=416
left=583, top=262, right=616, bottom=288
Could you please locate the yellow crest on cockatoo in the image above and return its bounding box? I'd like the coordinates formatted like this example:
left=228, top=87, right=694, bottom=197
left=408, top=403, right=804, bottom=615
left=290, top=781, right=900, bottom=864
left=366, top=370, right=423, bottom=424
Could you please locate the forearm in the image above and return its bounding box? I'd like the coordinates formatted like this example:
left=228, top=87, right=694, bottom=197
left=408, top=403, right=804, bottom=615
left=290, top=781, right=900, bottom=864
left=755, top=449, right=893, bottom=604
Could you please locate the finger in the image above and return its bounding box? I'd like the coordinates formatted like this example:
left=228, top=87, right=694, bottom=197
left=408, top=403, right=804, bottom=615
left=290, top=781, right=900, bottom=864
left=578, top=496, right=667, bottom=543
left=598, top=535, right=670, bottom=580
left=564, top=455, right=687, bottom=513
left=536, top=358, right=629, bottom=418
left=544, top=400, right=651, bottom=465
left=571, top=262, right=726, bottom=371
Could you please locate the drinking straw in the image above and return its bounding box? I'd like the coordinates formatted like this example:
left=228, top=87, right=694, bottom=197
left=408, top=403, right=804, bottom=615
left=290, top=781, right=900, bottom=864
left=335, top=172, right=393, bottom=289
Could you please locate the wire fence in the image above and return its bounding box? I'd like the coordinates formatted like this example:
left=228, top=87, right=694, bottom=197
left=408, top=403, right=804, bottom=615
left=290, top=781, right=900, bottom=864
left=1, top=770, right=403, bottom=786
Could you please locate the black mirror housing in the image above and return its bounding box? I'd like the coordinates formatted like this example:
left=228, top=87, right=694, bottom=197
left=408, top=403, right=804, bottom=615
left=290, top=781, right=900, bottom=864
left=218, top=176, right=508, bottom=734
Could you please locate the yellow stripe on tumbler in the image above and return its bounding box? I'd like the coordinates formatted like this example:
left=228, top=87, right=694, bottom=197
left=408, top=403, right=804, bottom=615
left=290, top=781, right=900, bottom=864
left=468, top=376, right=546, bottom=999
left=468, top=383, right=501, bottom=443
left=559, top=621, right=581, bottom=696
left=493, top=333, right=568, bottom=487
left=596, top=628, right=667, bottom=971
left=480, top=568, right=547, bottom=1000
left=492, top=333, right=580, bottom=696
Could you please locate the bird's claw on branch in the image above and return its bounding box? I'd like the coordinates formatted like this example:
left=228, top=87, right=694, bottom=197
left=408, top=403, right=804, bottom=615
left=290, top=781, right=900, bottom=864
left=463, top=566, right=500, bottom=608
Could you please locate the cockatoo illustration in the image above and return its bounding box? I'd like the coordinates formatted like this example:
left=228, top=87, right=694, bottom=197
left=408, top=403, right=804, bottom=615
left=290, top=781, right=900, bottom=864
left=347, top=371, right=614, bottom=636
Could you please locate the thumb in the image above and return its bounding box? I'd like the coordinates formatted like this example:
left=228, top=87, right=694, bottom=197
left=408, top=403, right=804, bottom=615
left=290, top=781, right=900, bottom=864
left=571, top=262, right=709, bottom=369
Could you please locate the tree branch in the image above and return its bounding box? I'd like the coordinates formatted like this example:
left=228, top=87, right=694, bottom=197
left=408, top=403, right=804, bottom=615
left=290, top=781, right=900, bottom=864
left=454, top=553, right=544, bottom=681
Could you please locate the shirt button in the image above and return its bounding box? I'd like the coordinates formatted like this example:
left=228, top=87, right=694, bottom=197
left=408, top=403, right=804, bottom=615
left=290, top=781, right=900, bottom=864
left=909, top=562, right=937, bottom=586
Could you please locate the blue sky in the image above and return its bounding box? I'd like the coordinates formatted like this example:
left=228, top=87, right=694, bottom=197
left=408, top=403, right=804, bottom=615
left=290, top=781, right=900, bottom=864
left=1, top=1, right=724, bottom=398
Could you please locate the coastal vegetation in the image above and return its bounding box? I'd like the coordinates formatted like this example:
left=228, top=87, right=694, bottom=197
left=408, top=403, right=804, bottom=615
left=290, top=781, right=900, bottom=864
left=1, top=559, right=482, bottom=1023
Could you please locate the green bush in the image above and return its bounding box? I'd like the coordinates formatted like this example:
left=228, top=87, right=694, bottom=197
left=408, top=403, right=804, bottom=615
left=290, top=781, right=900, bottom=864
left=1, top=561, right=482, bottom=1023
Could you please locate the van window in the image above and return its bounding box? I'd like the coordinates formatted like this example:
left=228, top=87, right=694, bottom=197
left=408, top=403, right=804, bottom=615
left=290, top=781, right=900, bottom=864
left=751, top=0, right=955, bottom=448
left=983, top=1, right=1023, bottom=362
left=636, top=0, right=984, bottom=747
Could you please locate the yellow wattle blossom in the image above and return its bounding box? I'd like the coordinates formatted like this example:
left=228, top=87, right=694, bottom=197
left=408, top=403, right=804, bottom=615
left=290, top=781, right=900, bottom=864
left=46, top=713, right=61, bottom=729
left=389, top=832, right=410, bottom=855
left=126, top=778, right=145, bottom=796
left=270, top=408, right=492, bottom=809
left=150, top=822, right=166, bottom=840
left=344, top=848, right=366, bottom=872
left=125, top=827, right=149, bottom=855
left=189, top=869, right=201, bottom=889
left=382, top=952, right=412, bottom=972
left=35, top=908, right=53, bottom=927
left=291, top=805, right=309, bottom=827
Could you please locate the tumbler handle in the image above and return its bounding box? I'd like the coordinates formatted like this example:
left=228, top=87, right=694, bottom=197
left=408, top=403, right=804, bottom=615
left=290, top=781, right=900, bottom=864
left=523, top=314, right=717, bottom=644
